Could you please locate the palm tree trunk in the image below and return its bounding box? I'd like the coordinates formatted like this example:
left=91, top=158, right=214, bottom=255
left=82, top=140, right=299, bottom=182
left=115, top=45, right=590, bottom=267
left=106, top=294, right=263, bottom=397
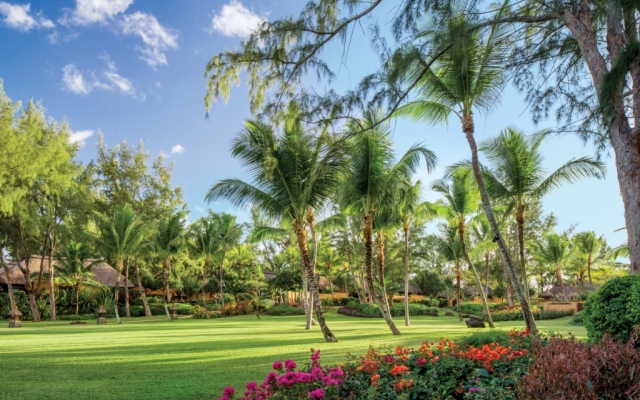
left=114, top=260, right=122, bottom=324
left=124, top=257, right=131, bottom=317
left=458, top=224, right=494, bottom=328
left=516, top=207, right=530, bottom=304
left=403, top=226, right=410, bottom=327
left=364, top=215, right=401, bottom=335
left=75, top=286, right=79, bottom=316
left=2, top=262, right=16, bottom=309
left=135, top=259, right=151, bottom=317
left=556, top=263, right=566, bottom=294
left=587, top=254, right=592, bottom=283
left=202, top=257, right=209, bottom=318
left=47, top=240, right=56, bottom=321
left=501, top=260, right=514, bottom=307
left=456, top=264, right=462, bottom=321
left=329, top=276, right=334, bottom=300
left=306, top=210, right=319, bottom=327
left=219, top=262, right=225, bottom=310
left=163, top=259, right=172, bottom=322
left=463, top=117, right=537, bottom=331
left=485, top=253, right=489, bottom=288
left=294, top=225, right=338, bottom=342
left=376, top=231, right=392, bottom=316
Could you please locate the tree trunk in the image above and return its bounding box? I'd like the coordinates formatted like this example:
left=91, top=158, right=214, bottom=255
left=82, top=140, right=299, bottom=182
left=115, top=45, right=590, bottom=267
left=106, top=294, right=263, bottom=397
left=556, top=263, right=566, bottom=294
left=75, top=287, right=79, bottom=316
left=587, top=254, right=593, bottom=283
left=376, top=231, right=392, bottom=316
left=1, top=263, right=16, bottom=309
left=163, top=259, right=172, bottom=322
left=219, top=262, right=224, bottom=310
left=456, top=264, right=462, bottom=321
left=302, top=269, right=312, bottom=328
left=403, top=226, right=410, bottom=327
left=306, top=211, right=319, bottom=326
left=458, top=223, right=494, bottom=328
left=124, top=258, right=131, bottom=317
left=47, top=240, right=56, bottom=321
left=364, top=215, right=401, bottom=335
left=201, top=257, right=209, bottom=318
left=135, top=260, right=151, bottom=317
left=501, top=260, right=514, bottom=307
left=329, top=276, right=334, bottom=299
left=351, top=271, right=362, bottom=303
left=485, top=253, right=490, bottom=288
left=463, top=117, right=537, bottom=330
left=28, top=292, right=39, bottom=322
left=294, top=225, right=338, bottom=342
left=114, top=259, right=122, bottom=324
left=516, top=207, right=530, bottom=303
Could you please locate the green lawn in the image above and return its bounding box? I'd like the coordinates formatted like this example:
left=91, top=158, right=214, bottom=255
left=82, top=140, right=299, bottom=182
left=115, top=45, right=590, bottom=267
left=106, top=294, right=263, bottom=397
left=0, top=309, right=583, bottom=399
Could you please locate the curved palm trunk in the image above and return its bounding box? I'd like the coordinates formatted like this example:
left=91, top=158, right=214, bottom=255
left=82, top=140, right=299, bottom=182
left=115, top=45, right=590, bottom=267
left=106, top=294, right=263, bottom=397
left=75, top=285, right=80, bottom=316
left=376, top=231, right=392, bottom=316
left=124, top=257, right=131, bottom=317
left=403, top=225, right=410, bottom=326
left=114, top=259, right=122, bottom=324
left=516, top=207, right=530, bottom=303
left=306, top=210, right=319, bottom=326
left=501, top=260, right=514, bottom=306
left=202, top=257, right=209, bottom=318
left=1, top=255, right=16, bottom=309
left=556, top=263, right=566, bottom=294
left=135, top=259, right=151, bottom=317
left=463, top=116, right=536, bottom=331
left=459, top=224, right=494, bottom=328
left=302, top=270, right=312, bottom=328
left=163, top=259, right=172, bottom=322
left=587, top=254, right=593, bottom=283
left=47, top=242, right=56, bottom=321
left=294, top=225, right=338, bottom=342
left=456, top=263, right=462, bottom=321
left=365, top=216, right=401, bottom=335
left=484, top=252, right=490, bottom=288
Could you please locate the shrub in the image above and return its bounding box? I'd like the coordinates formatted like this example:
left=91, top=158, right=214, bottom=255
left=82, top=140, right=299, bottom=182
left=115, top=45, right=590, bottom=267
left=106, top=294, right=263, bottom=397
left=583, top=275, right=640, bottom=343
left=337, top=303, right=438, bottom=318
left=459, top=302, right=484, bottom=315
left=191, top=305, right=224, bottom=319
left=570, top=311, right=584, bottom=326
left=517, top=329, right=640, bottom=399
left=458, top=330, right=512, bottom=347
left=337, top=307, right=374, bottom=318
left=429, top=298, right=440, bottom=307
left=266, top=305, right=306, bottom=316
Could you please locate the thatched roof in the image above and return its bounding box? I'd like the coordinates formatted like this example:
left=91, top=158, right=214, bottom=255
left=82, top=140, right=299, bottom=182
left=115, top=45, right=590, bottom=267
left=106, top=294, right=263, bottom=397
left=540, top=290, right=554, bottom=299
left=316, top=275, right=339, bottom=291
left=398, top=282, right=424, bottom=295
left=263, top=271, right=277, bottom=282
left=464, top=284, right=493, bottom=297
left=548, top=284, right=579, bottom=297
left=0, top=256, right=134, bottom=288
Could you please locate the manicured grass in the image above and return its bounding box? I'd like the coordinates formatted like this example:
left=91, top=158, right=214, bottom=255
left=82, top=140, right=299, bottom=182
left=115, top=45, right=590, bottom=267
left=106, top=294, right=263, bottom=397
left=0, top=309, right=584, bottom=399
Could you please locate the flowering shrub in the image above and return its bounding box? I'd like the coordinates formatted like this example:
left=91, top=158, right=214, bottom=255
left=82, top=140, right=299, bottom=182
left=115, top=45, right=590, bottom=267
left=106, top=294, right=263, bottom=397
left=218, top=349, right=345, bottom=399
left=517, top=328, right=640, bottom=399
left=340, top=329, right=535, bottom=399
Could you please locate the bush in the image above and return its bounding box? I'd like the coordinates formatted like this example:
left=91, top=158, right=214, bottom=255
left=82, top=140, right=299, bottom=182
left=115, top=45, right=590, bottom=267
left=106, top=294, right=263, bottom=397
left=458, top=330, right=512, bottom=348
left=489, top=306, right=573, bottom=322
left=517, top=329, right=640, bottom=399
left=266, top=305, right=306, bottom=316
left=570, top=311, right=584, bottom=326
left=429, top=298, right=440, bottom=307
left=459, top=302, right=484, bottom=315
left=191, top=305, right=224, bottom=319
left=583, top=275, right=640, bottom=343
left=337, top=303, right=438, bottom=318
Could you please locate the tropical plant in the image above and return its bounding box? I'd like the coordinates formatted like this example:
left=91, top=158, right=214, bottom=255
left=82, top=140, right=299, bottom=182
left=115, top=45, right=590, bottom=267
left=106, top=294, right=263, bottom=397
left=52, top=242, right=103, bottom=315
left=341, top=111, right=436, bottom=335
left=479, top=127, right=605, bottom=299
left=573, top=231, right=609, bottom=285
left=86, top=204, right=152, bottom=324
left=529, top=233, right=574, bottom=295
left=206, top=111, right=345, bottom=342
left=435, top=222, right=464, bottom=319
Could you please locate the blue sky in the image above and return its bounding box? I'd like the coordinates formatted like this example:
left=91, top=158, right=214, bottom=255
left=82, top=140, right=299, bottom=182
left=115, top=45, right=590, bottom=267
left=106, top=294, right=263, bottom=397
left=0, top=0, right=627, bottom=246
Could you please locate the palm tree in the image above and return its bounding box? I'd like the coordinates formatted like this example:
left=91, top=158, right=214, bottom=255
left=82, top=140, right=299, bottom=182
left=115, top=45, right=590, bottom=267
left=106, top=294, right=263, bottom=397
left=206, top=114, right=345, bottom=342
left=395, top=3, right=537, bottom=329
left=189, top=216, right=225, bottom=314
left=317, top=245, right=341, bottom=299
left=152, top=212, right=186, bottom=321
left=529, top=233, right=574, bottom=295
left=479, top=127, right=605, bottom=300
left=573, top=231, right=608, bottom=284
left=341, top=111, right=437, bottom=335
left=212, top=213, right=242, bottom=309
left=395, top=181, right=433, bottom=326
left=432, top=169, right=494, bottom=327
left=86, top=204, right=152, bottom=324
left=53, top=242, right=103, bottom=316
left=435, top=222, right=464, bottom=320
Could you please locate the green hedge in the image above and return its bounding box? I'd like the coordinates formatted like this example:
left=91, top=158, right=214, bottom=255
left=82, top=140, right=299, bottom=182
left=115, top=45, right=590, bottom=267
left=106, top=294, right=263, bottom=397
left=320, top=297, right=359, bottom=307
left=339, top=303, right=438, bottom=318
left=489, top=308, right=574, bottom=322
left=570, top=311, right=584, bottom=326
left=266, top=305, right=306, bottom=316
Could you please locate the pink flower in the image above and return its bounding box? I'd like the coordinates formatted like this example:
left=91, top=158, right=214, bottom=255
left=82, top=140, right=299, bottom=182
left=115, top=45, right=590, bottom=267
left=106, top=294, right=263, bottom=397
left=309, top=388, right=325, bottom=399
left=272, top=361, right=283, bottom=370
left=284, top=359, right=297, bottom=371
left=246, top=381, right=257, bottom=391
left=223, top=387, right=235, bottom=396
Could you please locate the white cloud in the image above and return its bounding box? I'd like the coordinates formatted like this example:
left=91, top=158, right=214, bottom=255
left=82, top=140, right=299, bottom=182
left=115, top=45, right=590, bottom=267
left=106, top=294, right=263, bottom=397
left=120, top=12, right=178, bottom=67
left=171, top=144, right=184, bottom=154
left=62, top=0, right=133, bottom=26
left=0, top=2, right=54, bottom=31
left=211, top=0, right=264, bottom=38
left=62, top=55, right=136, bottom=97
left=48, top=30, right=79, bottom=44
left=62, top=64, right=92, bottom=94
left=69, top=130, right=94, bottom=146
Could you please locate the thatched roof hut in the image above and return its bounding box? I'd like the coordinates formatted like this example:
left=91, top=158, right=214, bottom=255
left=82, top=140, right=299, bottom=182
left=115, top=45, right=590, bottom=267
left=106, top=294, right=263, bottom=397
left=263, top=271, right=277, bottom=282
left=398, top=282, right=424, bottom=295
left=464, top=284, right=493, bottom=297
left=539, top=290, right=554, bottom=299
left=316, top=275, right=339, bottom=291
left=0, top=256, right=133, bottom=288
left=548, top=284, right=580, bottom=298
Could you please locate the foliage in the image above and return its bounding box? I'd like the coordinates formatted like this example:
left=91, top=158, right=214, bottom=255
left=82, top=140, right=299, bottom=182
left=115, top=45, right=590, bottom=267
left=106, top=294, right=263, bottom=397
left=338, top=303, right=439, bottom=318
left=266, top=305, right=306, bottom=316
left=191, top=305, right=225, bottom=319
left=570, top=311, right=584, bottom=326
left=458, top=330, right=512, bottom=348
left=414, top=270, right=447, bottom=298
left=517, top=330, right=640, bottom=399
left=583, top=275, right=640, bottom=343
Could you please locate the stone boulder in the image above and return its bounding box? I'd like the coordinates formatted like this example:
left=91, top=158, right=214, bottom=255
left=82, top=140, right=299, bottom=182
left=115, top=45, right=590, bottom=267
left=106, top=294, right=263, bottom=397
left=445, top=311, right=455, bottom=317
left=465, top=315, right=486, bottom=328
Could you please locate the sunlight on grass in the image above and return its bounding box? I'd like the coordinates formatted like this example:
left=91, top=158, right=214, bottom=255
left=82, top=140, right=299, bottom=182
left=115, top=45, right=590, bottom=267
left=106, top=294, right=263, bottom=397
left=0, top=310, right=584, bottom=399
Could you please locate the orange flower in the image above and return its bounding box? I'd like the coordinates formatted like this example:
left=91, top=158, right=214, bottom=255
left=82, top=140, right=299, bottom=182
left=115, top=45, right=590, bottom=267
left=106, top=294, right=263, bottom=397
left=390, top=365, right=410, bottom=376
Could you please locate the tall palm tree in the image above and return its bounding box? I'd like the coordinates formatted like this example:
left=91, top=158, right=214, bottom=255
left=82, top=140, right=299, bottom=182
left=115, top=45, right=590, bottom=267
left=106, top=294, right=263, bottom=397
left=395, top=3, right=537, bottom=329
left=189, top=216, right=225, bottom=313
left=152, top=212, right=186, bottom=321
left=395, top=181, right=433, bottom=326
left=573, top=231, right=608, bottom=284
left=317, top=245, right=341, bottom=300
left=435, top=222, right=464, bottom=320
left=432, top=169, right=494, bottom=327
left=480, top=127, right=605, bottom=299
left=53, top=242, right=102, bottom=316
left=529, top=233, right=574, bottom=295
left=215, top=213, right=243, bottom=309
left=206, top=114, right=345, bottom=342
left=87, top=204, right=152, bottom=324
left=341, top=111, right=437, bottom=335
